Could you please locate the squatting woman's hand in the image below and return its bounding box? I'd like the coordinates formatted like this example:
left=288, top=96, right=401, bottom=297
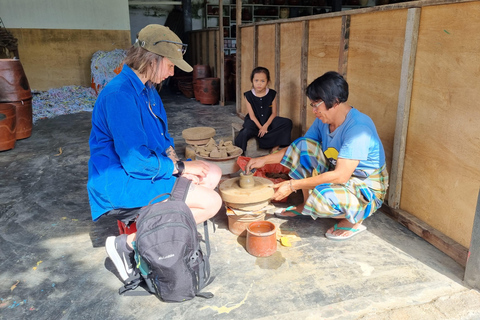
left=271, top=181, right=292, bottom=201
left=245, top=157, right=266, bottom=174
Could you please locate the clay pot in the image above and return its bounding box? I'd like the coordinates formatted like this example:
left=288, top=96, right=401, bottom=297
left=239, top=172, right=255, bottom=189
left=193, top=81, right=201, bottom=101
left=0, top=59, right=32, bottom=102
left=246, top=221, right=277, bottom=257
left=0, top=103, right=16, bottom=151
left=9, top=98, right=32, bottom=139
left=195, top=78, right=220, bottom=105
left=227, top=211, right=266, bottom=237
left=193, top=65, right=211, bottom=83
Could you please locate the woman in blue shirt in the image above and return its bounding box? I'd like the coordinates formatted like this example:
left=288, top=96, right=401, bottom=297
left=246, top=71, right=389, bottom=241
left=87, top=25, right=222, bottom=281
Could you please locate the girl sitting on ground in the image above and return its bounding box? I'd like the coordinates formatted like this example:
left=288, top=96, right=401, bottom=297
left=234, top=66, right=292, bottom=154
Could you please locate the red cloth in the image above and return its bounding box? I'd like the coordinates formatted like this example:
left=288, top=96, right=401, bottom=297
left=236, top=156, right=290, bottom=202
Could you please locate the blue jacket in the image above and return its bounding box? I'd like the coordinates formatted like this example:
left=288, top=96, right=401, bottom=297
left=87, top=65, right=176, bottom=221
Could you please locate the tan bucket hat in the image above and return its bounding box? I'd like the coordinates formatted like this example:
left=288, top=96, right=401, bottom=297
left=135, top=24, right=193, bottom=73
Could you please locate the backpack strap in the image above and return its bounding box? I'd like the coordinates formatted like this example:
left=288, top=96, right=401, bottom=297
left=196, top=219, right=215, bottom=299
left=147, top=176, right=190, bottom=205
left=148, top=193, right=171, bottom=205
left=119, top=275, right=150, bottom=296
left=169, top=177, right=191, bottom=202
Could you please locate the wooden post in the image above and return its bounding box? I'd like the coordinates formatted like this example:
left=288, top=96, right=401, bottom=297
left=253, top=25, right=258, bottom=68
left=464, top=188, right=480, bottom=290
left=338, top=15, right=350, bottom=79
left=235, top=1, right=243, bottom=115
left=388, top=7, right=421, bottom=209
left=275, top=23, right=280, bottom=111
left=301, top=20, right=309, bottom=136
left=219, top=0, right=225, bottom=106
left=182, top=0, right=192, bottom=33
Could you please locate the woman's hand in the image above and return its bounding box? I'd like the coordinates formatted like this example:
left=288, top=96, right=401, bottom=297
left=271, top=181, right=293, bottom=201
left=245, top=157, right=266, bottom=174
left=181, top=160, right=209, bottom=184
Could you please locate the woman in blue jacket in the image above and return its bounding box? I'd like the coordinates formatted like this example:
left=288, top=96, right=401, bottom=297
left=87, top=25, right=222, bottom=282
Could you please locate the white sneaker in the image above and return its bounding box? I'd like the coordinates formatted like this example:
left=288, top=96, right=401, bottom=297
left=105, top=235, right=135, bottom=281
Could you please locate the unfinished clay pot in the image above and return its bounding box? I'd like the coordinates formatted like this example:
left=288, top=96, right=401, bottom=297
left=239, top=172, right=255, bottom=189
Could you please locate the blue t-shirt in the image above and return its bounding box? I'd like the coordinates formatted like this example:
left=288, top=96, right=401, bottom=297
left=304, top=108, right=385, bottom=177
left=87, top=65, right=176, bottom=221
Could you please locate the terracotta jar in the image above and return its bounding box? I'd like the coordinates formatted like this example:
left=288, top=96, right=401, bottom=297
left=246, top=221, right=277, bottom=257
left=195, top=78, right=220, bottom=105
left=9, top=99, right=32, bottom=139
left=0, top=103, right=16, bottom=151
left=192, top=65, right=211, bottom=83
left=0, top=59, right=32, bottom=102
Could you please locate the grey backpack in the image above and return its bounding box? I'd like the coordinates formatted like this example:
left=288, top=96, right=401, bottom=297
left=119, top=194, right=214, bottom=302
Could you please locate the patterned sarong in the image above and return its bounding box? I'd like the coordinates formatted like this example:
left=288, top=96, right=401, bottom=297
left=280, top=138, right=389, bottom=223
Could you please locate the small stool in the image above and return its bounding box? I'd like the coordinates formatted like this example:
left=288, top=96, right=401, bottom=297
left=117, top=221, right=137, bottom=235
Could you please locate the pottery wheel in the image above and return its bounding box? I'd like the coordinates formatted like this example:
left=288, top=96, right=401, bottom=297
left=182, top=127, right=216, bottom=140
left=185, top=138, right=211, bottom=146
left=219, top=176, right=274, bottom=204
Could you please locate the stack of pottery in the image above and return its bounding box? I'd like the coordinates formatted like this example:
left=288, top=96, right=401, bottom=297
left=0, top=58, right=33, bottom=151
left=193, top=65, right=211, bottom=102
left=181, top=126, right=216, bottom=160
left=194, top=138, right=242, bottom=175
left=195, top=77, right=220, bottom=105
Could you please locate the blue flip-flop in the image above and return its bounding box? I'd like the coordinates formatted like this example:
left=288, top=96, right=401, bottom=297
left=325, top=223, right=367, bottom=241
left=274, top=206, right=310, bottom=219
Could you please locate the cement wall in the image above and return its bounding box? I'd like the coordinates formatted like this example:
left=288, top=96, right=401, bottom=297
left=0, top=0, right=131, bottom=90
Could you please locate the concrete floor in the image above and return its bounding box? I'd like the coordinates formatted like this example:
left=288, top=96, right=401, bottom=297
left=1, top=89, right=480, bottom=320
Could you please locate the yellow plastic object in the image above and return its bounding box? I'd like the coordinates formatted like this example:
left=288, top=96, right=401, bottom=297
left=280, top=236, right=292, bottom=247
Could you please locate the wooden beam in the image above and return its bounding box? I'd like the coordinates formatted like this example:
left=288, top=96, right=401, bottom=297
left=219, top=0, right=225, bottom=106
left=235, top=1, right=243, bottom=115
left=275, top=23, right=280, bottom=112
left=301, top=20, right=309, bottom=136
left=464, top=188, right=480, bottom=290
left=338, top=15, right=350, bottom=79
left=253, top=25, right=258, bottom=68
left=388, top=7, right=421, bottom=209
left=383, top=206, right=468, bottom=267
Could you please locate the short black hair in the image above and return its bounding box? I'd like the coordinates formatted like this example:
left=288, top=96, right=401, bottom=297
left=250, top=66, right=271, bottom=83
left=306, top=71, right=349, bottom=110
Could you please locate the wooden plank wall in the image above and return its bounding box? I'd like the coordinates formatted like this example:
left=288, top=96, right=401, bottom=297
left=256, top=25, right=276, bottom=91
left=400, top=1, right=480, bottom=249
left=10, top=29, right=131, bottom=91
left=188, top=29, right=220, bottom=78
left=231, top=0, right=480, bottom=265
left=347, top=10, right=408, bottom=185
left=307, top=17, right=343, bottom=130
left=240, top=27, right=254, bottom=115
left=278, top=22, right=305, bottom=139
